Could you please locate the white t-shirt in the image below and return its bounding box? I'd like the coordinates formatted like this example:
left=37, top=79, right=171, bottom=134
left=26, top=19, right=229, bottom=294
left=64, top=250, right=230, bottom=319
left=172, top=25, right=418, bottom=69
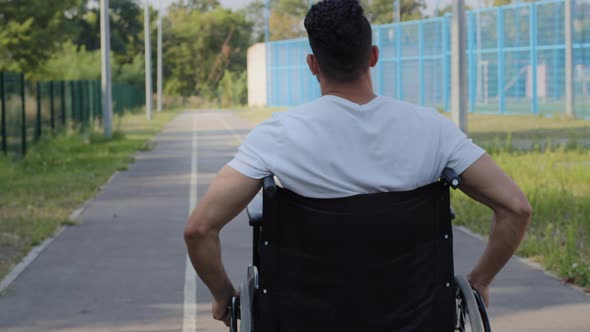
left=228, top=95, right=485, bottom=198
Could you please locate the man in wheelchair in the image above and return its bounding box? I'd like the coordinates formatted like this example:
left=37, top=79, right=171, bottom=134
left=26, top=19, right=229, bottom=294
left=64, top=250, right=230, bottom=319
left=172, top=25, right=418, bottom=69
left=184, top=0, right=531, bottom=330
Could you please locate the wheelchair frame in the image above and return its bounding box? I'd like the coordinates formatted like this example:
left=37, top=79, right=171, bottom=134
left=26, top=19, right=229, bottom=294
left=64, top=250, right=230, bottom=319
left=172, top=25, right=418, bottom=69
left=231, top=169, right=491, bottom=332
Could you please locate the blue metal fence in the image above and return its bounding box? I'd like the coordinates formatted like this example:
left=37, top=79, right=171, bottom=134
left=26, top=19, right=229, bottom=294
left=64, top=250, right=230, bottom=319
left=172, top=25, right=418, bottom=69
left=267, top=0, right=590, bottom=119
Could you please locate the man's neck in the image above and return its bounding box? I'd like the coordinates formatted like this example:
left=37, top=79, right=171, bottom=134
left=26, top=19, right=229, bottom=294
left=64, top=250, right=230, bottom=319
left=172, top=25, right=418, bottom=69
left=320, top=75, right=376, bottom=105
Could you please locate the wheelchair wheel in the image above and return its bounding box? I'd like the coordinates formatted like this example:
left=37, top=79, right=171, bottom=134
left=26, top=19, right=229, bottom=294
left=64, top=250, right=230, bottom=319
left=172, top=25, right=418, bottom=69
left=455, top=275, right=486, bottom=332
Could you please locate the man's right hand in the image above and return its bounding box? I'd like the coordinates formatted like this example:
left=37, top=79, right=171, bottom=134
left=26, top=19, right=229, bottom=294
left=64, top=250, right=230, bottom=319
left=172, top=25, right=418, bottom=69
left=467, top=274, right=490, bottom=307
left=458, top=153, right=532, bottom=307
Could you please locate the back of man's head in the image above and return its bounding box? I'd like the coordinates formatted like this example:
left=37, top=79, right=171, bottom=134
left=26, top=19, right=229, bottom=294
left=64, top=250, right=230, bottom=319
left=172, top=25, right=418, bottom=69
left=304, top=0, right=372, bottom=82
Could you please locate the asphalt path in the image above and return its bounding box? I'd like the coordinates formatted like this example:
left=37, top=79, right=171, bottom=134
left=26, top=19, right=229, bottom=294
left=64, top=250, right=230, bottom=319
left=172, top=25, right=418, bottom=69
left=0, top=110, right=589, bottom=331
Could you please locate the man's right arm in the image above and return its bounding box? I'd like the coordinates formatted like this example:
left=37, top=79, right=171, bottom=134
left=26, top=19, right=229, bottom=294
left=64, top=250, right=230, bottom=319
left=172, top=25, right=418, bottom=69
left=458, top=153, right=532, bottom=306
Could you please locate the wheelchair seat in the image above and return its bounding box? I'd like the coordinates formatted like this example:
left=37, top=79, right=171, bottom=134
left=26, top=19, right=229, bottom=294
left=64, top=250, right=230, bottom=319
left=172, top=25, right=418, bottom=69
left=234, top=170, right=490, bottom=332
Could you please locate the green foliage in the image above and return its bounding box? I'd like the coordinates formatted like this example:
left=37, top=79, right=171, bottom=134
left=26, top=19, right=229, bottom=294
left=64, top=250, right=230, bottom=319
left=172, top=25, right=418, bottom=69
left=269, top=0, right=308, bottom=40
left=218, top=70, right=247, bottom=107
left=362, top=0, right=426, bottom=24
left=452, top=148, right=590, bottom=288
left=243, top=0, right=266, bottom=42
left=33, top=42, right=145, bottom=89
left=70, top=0, right=145, bottom=66
left=0, top=0, right=81, bottom=73
left=172, top=0, right=221, bottom=11
left=163, top=6, right=252, bottom=97
left=34, top=42, right=101, bottom=81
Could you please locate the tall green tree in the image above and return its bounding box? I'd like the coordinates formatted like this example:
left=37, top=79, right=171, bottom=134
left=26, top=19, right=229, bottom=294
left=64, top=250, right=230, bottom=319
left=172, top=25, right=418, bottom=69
left=72, top=0, right=144, bottom=65
left=0, top=0, right=81, bottom=73
left=163, top=6, right=253, bottom=97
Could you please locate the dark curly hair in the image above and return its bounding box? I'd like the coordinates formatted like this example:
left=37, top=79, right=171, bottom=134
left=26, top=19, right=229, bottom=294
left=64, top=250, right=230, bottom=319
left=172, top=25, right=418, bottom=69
left=304, top=0, right=372, bottom=82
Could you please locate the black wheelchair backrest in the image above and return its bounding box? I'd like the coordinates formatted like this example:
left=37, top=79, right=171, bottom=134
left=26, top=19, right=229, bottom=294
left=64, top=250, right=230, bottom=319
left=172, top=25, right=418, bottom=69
left=251, top=177, right=458, bottom=332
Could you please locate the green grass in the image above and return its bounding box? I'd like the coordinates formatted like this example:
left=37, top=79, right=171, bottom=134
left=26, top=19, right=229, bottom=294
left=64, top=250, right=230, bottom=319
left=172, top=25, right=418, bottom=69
left=235, top=107, right=590, bottom=289
left=452, top=149, right=590, bottom=288
left=0, top=109, right=179, bottom=280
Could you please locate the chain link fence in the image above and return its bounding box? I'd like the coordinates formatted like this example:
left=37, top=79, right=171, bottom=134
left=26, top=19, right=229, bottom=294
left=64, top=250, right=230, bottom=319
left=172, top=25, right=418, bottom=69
left=0, top=72, right=145, bottom=159
left=267, top=0, right=590, bottom=119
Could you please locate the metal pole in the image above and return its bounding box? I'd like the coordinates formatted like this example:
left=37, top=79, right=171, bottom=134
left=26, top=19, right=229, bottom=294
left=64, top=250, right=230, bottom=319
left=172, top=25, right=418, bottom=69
left=20, top=73, right=26, bottom=156
left=157, top=0, right=163, bottom=112
left=393, top=0, right=400, bottom=23
left=61, top=81, right=66, bottom=126
left=36, top=82, right=42, bottom=140
left=530, top=2, right=538, bottom=115
left=100, top=0, right=113, bottom=138
left=565, top=0, right=576, bottom=118
left=265, top=0, right=270, bottom=106
left=50, top=81, right=55, bottom=131
left=451, top=0, right=467, bottom=132
left=476, top=2, right=482, bottom=104
left=0, top=72, right=6, bottom=155
left=144, top=3, right=153, bottom=120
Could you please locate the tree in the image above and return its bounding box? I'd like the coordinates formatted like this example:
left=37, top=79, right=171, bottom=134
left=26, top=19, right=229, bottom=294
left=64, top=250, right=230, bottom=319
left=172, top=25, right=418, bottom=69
left=163, top=6, right=253, bottom=97
left=171, top=0, right=221, bottom=11
left=0, top=0, right=81, bottom=73
left=72, top=0, right=144, bottom=65
left=243, top=0, right=265, bottom=43
left=270, top=0, right=308, bottom=40
left=362, top=0, right=426, bottom=25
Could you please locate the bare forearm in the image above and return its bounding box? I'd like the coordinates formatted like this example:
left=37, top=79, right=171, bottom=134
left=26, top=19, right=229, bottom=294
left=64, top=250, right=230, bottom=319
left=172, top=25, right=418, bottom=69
left=469, top=210, right=529, bottom=287
left=185, top=232, right=234, bottom=302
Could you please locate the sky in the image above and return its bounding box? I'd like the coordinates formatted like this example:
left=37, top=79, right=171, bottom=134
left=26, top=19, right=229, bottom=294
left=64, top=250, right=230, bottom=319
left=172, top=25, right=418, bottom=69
left=142, top=0, right=485, bottom=12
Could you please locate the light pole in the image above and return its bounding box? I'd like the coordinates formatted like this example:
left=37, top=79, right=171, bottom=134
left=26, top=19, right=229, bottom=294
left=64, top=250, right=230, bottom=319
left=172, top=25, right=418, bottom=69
left=144, top=3, right=153, bottom=120
left=451, top=0, right=467, bottom=132
left=565, top=0, right=575, bottom=118
left=265, top=0, right=270, bottom=106
left=100, top=0, right=113, bottom=138
left=393, top=0, right=400, bottom=23
left=157, top=0, right=163, bottom=112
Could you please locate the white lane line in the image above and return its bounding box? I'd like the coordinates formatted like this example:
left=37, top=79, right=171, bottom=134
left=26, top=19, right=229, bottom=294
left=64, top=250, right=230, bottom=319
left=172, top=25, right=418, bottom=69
left=217, top=114, right=246, bottom=144
left=183, top=115, right=198, bottom=332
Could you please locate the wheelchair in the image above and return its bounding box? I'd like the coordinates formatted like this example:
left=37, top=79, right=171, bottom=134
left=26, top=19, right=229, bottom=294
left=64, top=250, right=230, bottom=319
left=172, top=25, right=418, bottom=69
left=230, top=169, right=491, bottom=332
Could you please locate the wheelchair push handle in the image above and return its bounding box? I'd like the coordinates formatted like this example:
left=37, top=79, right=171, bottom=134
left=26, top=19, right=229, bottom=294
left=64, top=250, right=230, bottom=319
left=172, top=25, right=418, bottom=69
left=263, top=176, right=277, bottom=198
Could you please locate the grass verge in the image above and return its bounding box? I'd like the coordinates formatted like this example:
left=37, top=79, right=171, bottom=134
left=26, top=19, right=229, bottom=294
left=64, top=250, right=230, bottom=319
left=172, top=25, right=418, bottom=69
left=0, top=109, right=179, bottom=281
left=235, top=107, right=590, bottom=289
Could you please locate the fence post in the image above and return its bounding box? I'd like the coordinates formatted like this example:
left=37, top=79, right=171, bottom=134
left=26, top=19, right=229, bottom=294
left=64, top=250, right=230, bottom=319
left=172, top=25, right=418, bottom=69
left=467, top=11, right=476, bottom=113
left=451, top=0, right=468, bottom=132
left=442, top=15, right=450, bottom=111
left=20, top=73, right=26, bottom=156
left=79, top=81, right=85, bottom=127
left=89, top=81, right=94, bottom=126
left=0, top=72, right=6, bottom=155
left=50, top=81, right=55, bottom=131
left=61, top=81, right=66, bottom=126
left=35, top=82, right=42, bottom=141
left=286, top=44, right=291, bottom=106
left=375, top=28, right=383, bottom=95
left=419, top=20, right=425, bottom=105
left=565, top=0, right=576, bottom=117
left=497, top=7, right=505, bottom=114
left=529, top=2, right=538, bottom=115
left=71, top=81, right=76, bottom=126
left=396, top=22, right=402, bottom=99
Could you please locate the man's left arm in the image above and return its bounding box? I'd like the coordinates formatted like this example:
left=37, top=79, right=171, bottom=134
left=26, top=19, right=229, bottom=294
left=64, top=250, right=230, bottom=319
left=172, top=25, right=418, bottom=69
left=184, top=165, right=262, bottom=325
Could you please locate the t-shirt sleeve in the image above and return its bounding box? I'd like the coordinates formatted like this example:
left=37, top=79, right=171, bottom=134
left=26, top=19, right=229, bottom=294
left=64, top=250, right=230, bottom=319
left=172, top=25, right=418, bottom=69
left=227, top=114, right=283, bottom=179
left=438, top=115, right=486, bottom=175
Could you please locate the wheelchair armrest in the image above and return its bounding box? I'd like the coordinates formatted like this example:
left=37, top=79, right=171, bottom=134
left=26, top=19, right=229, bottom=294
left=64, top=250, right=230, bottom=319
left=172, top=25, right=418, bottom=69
left=246, top=194, right=263, bottom=227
